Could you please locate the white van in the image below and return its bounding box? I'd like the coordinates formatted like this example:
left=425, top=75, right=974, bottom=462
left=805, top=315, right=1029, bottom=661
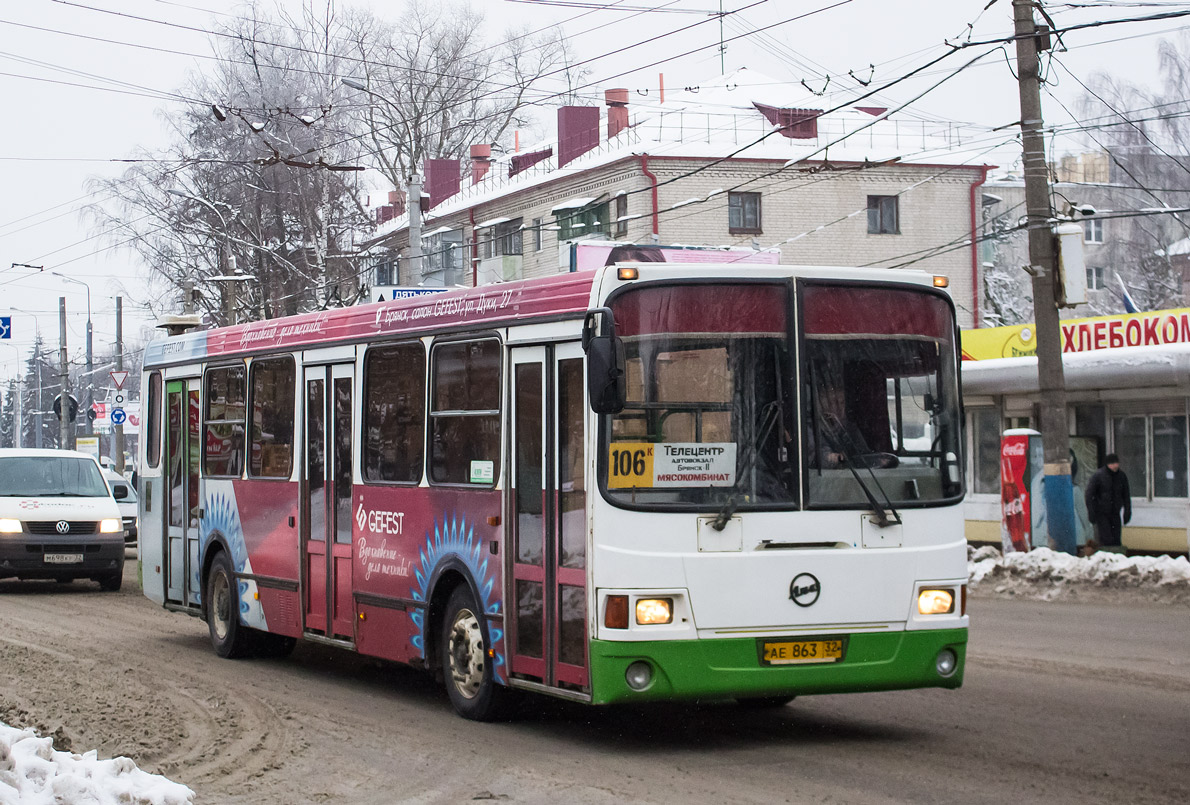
left=0, top=448, right=126, bottom=591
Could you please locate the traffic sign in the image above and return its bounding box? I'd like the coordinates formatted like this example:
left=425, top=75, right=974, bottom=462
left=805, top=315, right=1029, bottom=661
left=110, top=407, right=127, bottom=426
left=0, top=316, right=10, bottom=339
left=110, top=371, right=129, bottom=389
left=53, top=394, right=79, bottom=422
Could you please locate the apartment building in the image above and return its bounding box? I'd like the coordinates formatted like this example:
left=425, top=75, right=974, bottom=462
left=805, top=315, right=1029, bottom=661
left=364, top=69, right=993, bottom=327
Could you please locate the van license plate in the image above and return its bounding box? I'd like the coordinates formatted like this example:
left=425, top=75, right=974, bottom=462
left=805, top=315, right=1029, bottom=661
left=44, top=553, right=83, bottom=564
left=760, top=638, right=846, bottom=665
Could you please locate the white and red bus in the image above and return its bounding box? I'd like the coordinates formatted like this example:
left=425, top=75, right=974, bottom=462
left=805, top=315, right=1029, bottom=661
left=139, top=264, right=969, bottom=720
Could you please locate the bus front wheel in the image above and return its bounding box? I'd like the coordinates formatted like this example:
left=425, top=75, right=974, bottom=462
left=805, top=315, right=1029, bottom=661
left=440, top=585, right=512, bottom=721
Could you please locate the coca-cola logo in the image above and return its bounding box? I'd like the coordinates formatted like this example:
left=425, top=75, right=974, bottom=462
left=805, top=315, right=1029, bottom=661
left=1002, top=443, right=1027, bottom=456
left=1003, top=497, right=1024, bottom=516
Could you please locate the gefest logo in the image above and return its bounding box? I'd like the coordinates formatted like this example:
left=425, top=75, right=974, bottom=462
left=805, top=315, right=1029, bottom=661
left=354, top=503, right=406, bottom=536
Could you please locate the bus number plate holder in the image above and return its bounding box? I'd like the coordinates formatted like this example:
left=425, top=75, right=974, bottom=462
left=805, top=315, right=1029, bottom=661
left=759, top=637, right=847, bottom=666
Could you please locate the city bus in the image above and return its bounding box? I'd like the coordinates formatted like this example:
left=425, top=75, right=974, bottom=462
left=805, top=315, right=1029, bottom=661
left=138, top=264, right=969, bottom=720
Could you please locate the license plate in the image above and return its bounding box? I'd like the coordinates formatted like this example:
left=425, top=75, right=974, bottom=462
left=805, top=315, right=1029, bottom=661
left=44, top=553, right=84, bottom=564
left=760, top=637, right=846, bottom=665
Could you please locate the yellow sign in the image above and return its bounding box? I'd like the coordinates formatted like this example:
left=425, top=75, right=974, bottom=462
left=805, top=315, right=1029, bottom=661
left=962, top=307, right=1190, bottom=360
left=607, top=442, right=654, bottom=489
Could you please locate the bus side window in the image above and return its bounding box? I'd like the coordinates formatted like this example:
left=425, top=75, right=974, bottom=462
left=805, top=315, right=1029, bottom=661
left=363, top=343, right=426, bottom=484
left=249, top=357, right=296, bottom=478
left=429, top=339, right=501, bottom=485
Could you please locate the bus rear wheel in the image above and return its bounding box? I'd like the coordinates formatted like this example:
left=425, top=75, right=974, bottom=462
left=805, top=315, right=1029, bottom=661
left=206, top=550, right=253, bottom=659
left=440, top=585, right=512, bottom=721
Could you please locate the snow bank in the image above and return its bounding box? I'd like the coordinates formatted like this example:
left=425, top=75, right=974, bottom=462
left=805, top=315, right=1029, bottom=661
left=0, top=722, right=193, bottom=805
left=968, top=545, right=1190, bottom=601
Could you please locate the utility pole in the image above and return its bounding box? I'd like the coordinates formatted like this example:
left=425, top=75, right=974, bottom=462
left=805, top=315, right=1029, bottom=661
left=114, top=296, right=125, bottom=475
left=407, top=173, right=423, bottom=282
left=1012, top=0, right=1076, bottom=554
left=58, top=297, right=70, bottom=450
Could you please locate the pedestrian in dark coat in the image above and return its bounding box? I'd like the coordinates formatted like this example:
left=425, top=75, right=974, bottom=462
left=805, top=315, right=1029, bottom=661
left=1084, top=453, right=1131, bottom=550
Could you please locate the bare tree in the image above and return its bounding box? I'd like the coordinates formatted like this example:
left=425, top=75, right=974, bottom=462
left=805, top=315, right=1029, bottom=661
left=341, top=0, right=580, bottom=189
left=1075, top=35, right=1190, bottom=313
left=90, top=1, right=375, bottom=324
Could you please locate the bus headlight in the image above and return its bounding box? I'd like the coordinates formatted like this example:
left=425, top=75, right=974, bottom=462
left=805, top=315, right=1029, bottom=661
left=635, top=598, right=673, bottom=625
left=99, top=518, right=123, bottom=534
left=0, top=519, right=22, bottom=533
left=917, top=588, right=955, bottom=615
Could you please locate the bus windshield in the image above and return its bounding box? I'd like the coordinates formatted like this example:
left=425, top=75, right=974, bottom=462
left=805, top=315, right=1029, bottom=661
left=801, top=283, right=962, bottom=507
left=606, top=283, right=797, bottom=508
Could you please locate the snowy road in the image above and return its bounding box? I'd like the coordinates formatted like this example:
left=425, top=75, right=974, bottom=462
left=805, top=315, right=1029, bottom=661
left=1, top=562, right=1187, bottom=804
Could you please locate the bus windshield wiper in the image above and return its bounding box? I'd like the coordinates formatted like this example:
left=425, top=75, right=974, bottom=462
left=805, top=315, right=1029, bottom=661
left=822, top=414, right=902, bottom=528
left=710, top=401, right=781, bottom=531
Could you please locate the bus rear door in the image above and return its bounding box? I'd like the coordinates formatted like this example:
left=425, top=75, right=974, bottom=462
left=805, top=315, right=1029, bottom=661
left=302, top=362, right=355, bottom=641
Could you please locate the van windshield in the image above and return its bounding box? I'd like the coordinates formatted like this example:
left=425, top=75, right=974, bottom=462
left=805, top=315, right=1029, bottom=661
left=0, top=457, right=109, bottom=497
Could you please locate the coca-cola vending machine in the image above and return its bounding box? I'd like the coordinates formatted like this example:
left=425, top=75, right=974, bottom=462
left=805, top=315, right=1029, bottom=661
left=1000, top=429, right=1039, bottom=553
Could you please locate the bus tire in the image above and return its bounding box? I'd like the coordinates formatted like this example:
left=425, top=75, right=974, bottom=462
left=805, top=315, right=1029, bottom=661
left=440, top=585, right=512, bottom=721
left=735, top=695, right=795, bottom=708
left=206, top=550, right=253, bottom=659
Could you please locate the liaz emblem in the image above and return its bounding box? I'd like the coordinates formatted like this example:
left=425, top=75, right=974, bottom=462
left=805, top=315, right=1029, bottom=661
left=789, top=573, right=821, bottom=607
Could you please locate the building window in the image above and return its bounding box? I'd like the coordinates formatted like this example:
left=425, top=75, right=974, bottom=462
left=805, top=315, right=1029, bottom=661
left=1086, top=265, right=1104, bottom=290
left=532, top=218, right=543, bottom=251
left=1084, top=218, right=1104, bottom=244
left=728, top=192, right=761, bottom=234
left=373, top=256, right=397, bottom=286
left=248, top=357, right=295, bottom=479
left=422, top=228, right=465, bottom=286
left=558, top=203, right=610, bottom=241
left=614, top=194, right=629, bottom=238
left=867, top=195, right=900, bottom=234
left=203, top=365, right=246, bottom=478
left=363, top=343, right=425, bottom=484
left=1112, top=412, right=1188, bottom=499
left=429, top=339, right=501, bottom=485
left=480, top=219, right=523, bottom=259
left=970, top=408, right=1002, bottom=495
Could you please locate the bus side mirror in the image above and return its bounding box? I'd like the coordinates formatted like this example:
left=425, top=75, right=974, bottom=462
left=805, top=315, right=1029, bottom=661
left=586, top=335, right=626, bottom=414
left=582, top=307, right=626, bottom=415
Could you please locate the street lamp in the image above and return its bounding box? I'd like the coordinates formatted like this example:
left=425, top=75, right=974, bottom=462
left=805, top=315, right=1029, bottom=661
left=50, top=272, right=92, bottom=439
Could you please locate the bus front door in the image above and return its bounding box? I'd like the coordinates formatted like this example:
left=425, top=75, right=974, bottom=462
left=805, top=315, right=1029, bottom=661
left=508, top=343, right=588, bottom=691
left=301, top=363, right=355, bottom=641
left=164, top=378, right=201, bottom=608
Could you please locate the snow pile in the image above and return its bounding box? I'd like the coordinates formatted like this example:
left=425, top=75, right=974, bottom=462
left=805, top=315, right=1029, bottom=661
left=968, top=545, right=1190, bottom=602
left=0, top=722, right=193, bottom=805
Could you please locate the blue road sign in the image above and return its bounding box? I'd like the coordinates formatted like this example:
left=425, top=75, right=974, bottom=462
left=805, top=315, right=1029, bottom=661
left=0, top=317, right=10, bottom=339
left=110, top=407, right=127, bottom=425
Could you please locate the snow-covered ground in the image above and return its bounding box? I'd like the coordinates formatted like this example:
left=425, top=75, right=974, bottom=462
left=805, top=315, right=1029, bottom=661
left=969, top=544, right=1190, bottom=603
left=0, top=722, right=193, bottom=805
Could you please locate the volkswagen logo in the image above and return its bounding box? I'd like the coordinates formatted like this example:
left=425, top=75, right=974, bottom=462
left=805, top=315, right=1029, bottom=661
left=789, top=573, right=821, bottom=607
left=55, top=520, right=70, bottom=534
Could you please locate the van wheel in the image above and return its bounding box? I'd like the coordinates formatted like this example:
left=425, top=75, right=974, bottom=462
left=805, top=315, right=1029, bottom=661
left=97, top=572, right=122, bottom=592
left=440, top=585, right=513, bottom=721
left=206, top=551, right=253, bottom=658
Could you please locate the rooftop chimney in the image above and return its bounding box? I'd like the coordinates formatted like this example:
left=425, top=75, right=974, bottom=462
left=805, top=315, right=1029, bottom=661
left=605, top=88, right=629, bottom=139
left=557, top=106, right=600, bottom=168
left=422, top=158, right=461, bottom=209
left=470, top=144, right=491, bottom=185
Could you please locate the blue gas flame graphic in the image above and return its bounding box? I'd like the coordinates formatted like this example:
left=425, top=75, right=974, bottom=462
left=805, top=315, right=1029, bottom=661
left=410, top=513, right=504, bottom=683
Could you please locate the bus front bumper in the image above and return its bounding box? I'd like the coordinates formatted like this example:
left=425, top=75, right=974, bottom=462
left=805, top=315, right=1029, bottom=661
left=588, top=627, right=967, bottom=705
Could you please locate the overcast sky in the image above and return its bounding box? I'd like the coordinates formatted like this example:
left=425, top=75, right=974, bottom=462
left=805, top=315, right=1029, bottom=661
left=2, top=0, right=1186, bottom=387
